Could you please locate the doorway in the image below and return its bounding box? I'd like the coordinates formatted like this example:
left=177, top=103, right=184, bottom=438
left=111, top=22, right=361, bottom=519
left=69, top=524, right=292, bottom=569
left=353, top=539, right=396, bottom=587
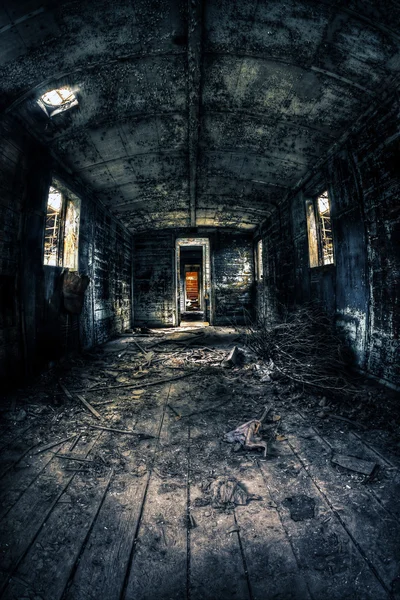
left=175, top=238, right=211, bottom=326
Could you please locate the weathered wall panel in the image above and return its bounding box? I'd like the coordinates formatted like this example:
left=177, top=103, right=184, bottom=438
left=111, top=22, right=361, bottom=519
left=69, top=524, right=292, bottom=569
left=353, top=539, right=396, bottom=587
left=0, top=117, right=133, bottom=382
left=258, top=96, right=399, bottom=387
left=133, top=231, right=175, bottom=327
left=133, top=229, right=255, bottom=327
left=212, top=231, right=254, bottom=325
left=0, top=118, right=27, bottom=380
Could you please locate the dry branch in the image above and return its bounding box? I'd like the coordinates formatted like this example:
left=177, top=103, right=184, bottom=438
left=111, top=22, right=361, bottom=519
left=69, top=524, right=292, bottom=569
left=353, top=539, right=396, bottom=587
left=246, top=304, right=355, bottom=395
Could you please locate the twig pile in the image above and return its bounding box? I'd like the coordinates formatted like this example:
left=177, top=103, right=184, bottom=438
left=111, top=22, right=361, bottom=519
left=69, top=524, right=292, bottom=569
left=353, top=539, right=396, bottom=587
left=246, top=304, right=354, bottom=394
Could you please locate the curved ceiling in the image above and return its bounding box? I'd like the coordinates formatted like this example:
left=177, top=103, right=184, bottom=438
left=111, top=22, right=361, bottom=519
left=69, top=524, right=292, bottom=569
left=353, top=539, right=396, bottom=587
left=1, top=0, right=399, bottom=231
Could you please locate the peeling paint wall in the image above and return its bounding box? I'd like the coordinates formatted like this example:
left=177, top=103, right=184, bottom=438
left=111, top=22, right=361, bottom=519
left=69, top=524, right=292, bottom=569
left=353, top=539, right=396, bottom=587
left=258, top=96, right=399, bottom=387
left=0, top=118, right=133, bottom=381
left=133, top=229, right=255, bottom=327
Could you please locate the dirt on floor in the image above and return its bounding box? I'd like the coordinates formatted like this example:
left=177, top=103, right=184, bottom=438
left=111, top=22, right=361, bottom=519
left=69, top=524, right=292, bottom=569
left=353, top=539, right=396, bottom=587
left=0, top=326, right=399, bottom=600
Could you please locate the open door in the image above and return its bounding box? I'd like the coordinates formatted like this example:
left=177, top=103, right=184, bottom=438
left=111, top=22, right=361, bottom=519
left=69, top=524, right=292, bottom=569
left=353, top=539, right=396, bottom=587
left=175, top=238, right=211, bottom=326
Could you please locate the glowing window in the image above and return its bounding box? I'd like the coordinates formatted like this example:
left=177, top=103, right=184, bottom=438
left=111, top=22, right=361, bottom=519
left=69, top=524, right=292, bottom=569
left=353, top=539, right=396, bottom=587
left=256, top=239, right=263, bottom=281
left=306, top=190, right=334, bottom=268
left=63, top=197, right=80, bottom=270
left=44, top=187, right=63, bottom=266
left=38, top=87, right=78, bottom=117
left=43, top=185, right=80, bottom=269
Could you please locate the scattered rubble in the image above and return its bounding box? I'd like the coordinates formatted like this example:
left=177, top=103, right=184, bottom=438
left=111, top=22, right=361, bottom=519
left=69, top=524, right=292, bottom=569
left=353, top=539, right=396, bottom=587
left=331, top=454, right=377, bottom=477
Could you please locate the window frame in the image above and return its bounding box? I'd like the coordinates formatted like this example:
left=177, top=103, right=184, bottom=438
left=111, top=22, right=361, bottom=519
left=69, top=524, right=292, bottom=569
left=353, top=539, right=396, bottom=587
left=43, top=183, right=81, bottom=270
left=305, top=189, right=335, bottom=269
left=255, top=238, right=264, bottom=282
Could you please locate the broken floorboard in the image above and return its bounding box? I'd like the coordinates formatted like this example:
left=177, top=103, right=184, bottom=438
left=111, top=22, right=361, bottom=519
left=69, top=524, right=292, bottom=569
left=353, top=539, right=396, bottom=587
left=0, top=327, right=399, bottom=600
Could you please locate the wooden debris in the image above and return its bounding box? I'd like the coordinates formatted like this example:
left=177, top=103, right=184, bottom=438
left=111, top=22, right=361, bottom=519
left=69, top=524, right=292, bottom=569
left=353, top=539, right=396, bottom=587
left=76, top=394, right=102, bottom=420
left=328, top=414, right=366, bottom=429
left=331, top=453, right=377, bottom=476
left=34, top=435, right=76, bottom=454
left=70, top=371, right=197, bottom=393
left=132, top=339, right=147, bottom=354
left=55, top=454, right=94, bottom=463
left=88, top=425, right=154, bottom=438
left=59, top=382, right=102, bottom=420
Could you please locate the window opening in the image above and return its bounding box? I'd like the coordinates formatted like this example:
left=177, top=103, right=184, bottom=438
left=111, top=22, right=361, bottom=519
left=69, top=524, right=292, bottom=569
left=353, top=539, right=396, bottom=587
left=63, top=197, right=80, bottom=270
left=43, top=184, right=81, bottom=270
left=317, top=191, right=334, bottom=265
left=256, top=239, right=263, bottom=281
left=44, top=186, right=63, bottom=266
left=306, top=190, right=334, bottom=268
left=38, top=87, right=78, bottom=117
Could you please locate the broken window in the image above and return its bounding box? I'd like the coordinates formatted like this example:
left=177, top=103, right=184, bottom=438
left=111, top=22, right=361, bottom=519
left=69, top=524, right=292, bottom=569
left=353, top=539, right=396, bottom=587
left=63, top=197, right=80, bottom=270
left=255, top=239, right=263, bottom=281
left=38, top=87, right=78, bottom=118
left=43, top=185, right=80, bottom=269
left=44, top=187, right=63, bottom=266
left=306, top=191, right=334, bottom=268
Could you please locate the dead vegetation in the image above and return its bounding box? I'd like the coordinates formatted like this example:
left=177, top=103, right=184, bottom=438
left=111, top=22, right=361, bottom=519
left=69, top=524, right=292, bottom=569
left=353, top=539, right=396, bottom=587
left=245, top=304, right=355, bottom=395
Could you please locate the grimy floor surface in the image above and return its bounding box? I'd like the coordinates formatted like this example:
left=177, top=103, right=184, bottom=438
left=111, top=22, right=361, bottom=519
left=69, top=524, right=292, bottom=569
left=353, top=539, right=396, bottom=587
left=0, top=327, right=399, bottom=600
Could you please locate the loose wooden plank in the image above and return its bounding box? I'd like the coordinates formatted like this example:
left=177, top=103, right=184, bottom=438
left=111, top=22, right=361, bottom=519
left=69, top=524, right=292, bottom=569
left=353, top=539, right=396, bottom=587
left=88, top=424, right=154, bottom=437
left=34, top=435, right=76, bottom=454
left=2, top=470, right=113, bottom=600
left=70, top=370, right=197, bottom=393
left=302, top=419, right=400, bottom=522
left=331, top=453, right=377, bottom=476
left=60, top=382, right=103, bottom=420
left=75, top=394, right=102, bottom=420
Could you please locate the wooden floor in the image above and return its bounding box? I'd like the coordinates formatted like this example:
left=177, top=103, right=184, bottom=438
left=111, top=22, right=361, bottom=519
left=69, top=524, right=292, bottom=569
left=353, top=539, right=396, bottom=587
left=0, top=327, right=399, bottom=600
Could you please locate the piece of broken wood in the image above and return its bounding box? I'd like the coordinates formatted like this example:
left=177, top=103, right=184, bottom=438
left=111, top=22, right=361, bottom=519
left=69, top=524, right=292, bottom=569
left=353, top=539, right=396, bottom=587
left=70, top=371, right=197, bottom=393
left=76, top=394, right=103, bottom=420
left=88, top=425, right=154, bottom=438
left=331, top=453, right=377, bottom=476
left=34, top=435, right=76, bottom=454
left=59, top=382, right=102, bottom=420
left=55, top=454, right=94, bottom=463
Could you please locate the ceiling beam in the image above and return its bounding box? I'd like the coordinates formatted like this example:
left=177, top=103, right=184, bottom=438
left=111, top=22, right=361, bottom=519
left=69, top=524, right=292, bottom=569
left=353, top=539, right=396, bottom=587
left=187, top=0, right=204, bottom=227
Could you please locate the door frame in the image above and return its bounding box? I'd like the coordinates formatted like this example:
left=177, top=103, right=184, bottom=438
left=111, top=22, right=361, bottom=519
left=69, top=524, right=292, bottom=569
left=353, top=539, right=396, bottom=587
left=175, top=237, right=212, bottom=326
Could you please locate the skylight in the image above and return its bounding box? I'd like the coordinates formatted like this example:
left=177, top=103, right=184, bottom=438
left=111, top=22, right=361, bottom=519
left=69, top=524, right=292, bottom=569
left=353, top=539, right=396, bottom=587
left=38, top=87, right=78, bottom=117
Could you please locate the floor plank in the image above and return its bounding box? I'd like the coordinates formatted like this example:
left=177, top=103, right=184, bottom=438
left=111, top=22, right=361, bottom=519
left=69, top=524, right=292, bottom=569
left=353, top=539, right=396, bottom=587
left=283, top=413, right=400, bottom=596
left=258, top=450, right=388, bottom=599
left=2, top=469, right=112, bottom=600
left=64, top=387, right=167, bottom=600
left=123, top=382, right=188, bottom=600
left=0, top=441, right=72, bottom=521
left=235, top=462, right=312, bottom=600
left=0, top=433, right=101, bottom=594
left=189, top=422, right=250, bottom=600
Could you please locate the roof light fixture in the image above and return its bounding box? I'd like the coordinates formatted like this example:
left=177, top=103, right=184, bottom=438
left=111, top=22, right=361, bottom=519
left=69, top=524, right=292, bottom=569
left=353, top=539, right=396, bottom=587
left=37, top=87, right=78, bottom=117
